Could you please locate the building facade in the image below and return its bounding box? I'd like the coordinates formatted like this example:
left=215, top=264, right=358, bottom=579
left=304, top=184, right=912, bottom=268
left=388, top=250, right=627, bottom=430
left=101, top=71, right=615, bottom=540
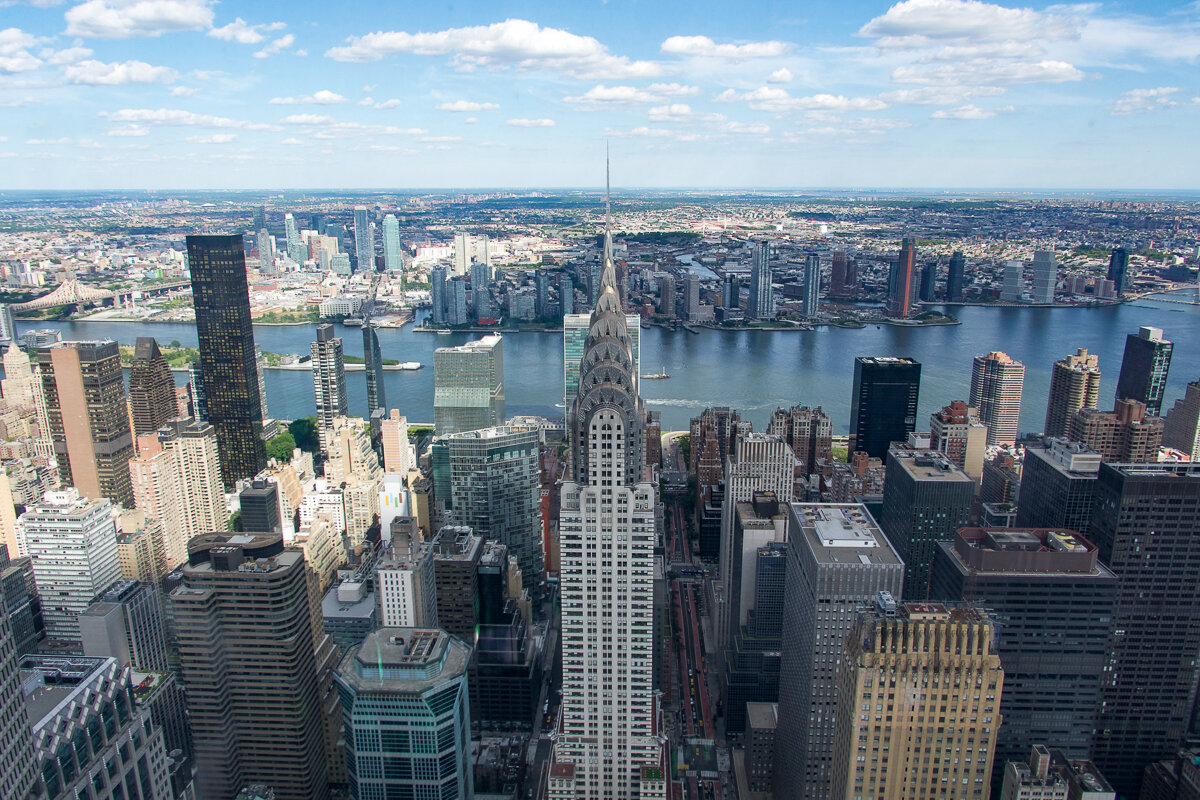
left=1115, top=326, right=1174, bottom=416
left=774, top=503, right=904, bottom=800
left=433, top=334, right=505, bottom=435
left=39, top=339, right=135, bottom=506
left=128, top=337, right=178, bottom=439
left=312, top=324, right=349, bottom=450
left=969, top=351, right=1025, bottom=445
left=850, top=357, right=921, bottom=459
left=186, top=234, right=266, bottom=486
left=1044, top=347, right=1101, bottom=439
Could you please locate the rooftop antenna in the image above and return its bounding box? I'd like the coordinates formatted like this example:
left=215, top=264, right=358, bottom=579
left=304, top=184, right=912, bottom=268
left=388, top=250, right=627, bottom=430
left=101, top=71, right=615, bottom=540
left=605, top=141, right=611, bottom=232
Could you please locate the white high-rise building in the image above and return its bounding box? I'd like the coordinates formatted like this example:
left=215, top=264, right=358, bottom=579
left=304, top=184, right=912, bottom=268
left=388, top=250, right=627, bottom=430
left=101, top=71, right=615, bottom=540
left=1001, top=260, right=1024, bottom=302
left=130, top=420, right=228, bottom=570
left=19, top=488, right=120, bottom=644
left=284, top=212, right=304, bottom=263
left=382, top=214, right=403, bottom=271
left=801, top=253, right=821, bottom=319
left=715, top=432, right=795, bottom=649
left=453, top=232, right=471, bottom=276
left=354, top=206, right=372, bottom=272
left=312, top=324, right=348, bottom=450
left=550, top=167, right=667, bottom=800
left=1032, top=250, right=1057, bottom=304
left=376, top=526, right=436, bottom=628
left=747, top=240, right=775, bottom=319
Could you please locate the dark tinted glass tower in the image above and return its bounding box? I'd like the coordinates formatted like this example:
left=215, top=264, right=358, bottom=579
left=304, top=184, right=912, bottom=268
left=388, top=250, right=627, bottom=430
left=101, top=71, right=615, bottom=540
left=362, top=323, right=386, bottom=418
left=128, top=337, right=178, bottom=438
left=1115, top=325, right=1173, bottom=416
left=186, top=234, right=265, bottom=487
left=1089, top=463, right=1200, bottom=797
left=930, top=528, right=1117, bottom=790
left=947, top=250, right=966, bottom=301
left=849, top=356, right=921, bottom=459
left=918, top=263, right=936, bottom=301
left=1107, top=246, right=1129, bottom=294
left=1014, top=438, right=1100, bottom=532
left=239, top=479, right=281, bottom=533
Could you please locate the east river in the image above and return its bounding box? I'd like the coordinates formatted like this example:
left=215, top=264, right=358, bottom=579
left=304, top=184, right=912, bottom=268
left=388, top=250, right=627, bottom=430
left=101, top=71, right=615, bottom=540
left=15, top=293, right=1200, bottom=434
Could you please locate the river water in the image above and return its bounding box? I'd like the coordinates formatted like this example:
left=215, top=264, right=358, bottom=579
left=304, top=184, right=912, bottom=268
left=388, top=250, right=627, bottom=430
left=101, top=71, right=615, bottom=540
left=16, top=295, right=1199, bottom=434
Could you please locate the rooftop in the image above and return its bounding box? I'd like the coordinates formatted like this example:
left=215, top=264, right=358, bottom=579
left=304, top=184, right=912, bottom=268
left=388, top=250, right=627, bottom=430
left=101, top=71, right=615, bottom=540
left=337, top=627, right=471, bottom=694
left=790, top=503, right=902, bottom=566
left=888, top=445, right=974, bottom=483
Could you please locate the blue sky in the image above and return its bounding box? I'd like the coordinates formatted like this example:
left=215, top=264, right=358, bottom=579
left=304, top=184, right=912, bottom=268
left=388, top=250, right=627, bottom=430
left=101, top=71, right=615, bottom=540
left=1, top=0, right=1198, bottom=190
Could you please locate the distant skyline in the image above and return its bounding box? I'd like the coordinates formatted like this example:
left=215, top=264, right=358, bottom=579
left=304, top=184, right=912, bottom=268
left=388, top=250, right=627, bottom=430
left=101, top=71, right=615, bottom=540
left=1, top=0, right=1198, bottom=191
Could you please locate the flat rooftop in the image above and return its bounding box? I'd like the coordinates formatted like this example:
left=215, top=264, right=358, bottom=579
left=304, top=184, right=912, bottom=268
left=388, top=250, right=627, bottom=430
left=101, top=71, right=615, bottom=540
left=790, top=503, right=902, bottom=566
left=889, top=446, right=973, bottom=483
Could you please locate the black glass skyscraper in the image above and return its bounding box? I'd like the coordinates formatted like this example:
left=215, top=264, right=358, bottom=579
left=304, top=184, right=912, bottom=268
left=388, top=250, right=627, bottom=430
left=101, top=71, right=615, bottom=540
left=1089, top=462, right=1200, bottom=797
left=946, top=250, right=965, bottom=301
left=1115, top=325, right=1173, bottom=416
left=1107, top=246, right=1129, bottom=294
left=363, top=323, right=386, bottom=418
left=186, top=234, right=265, bottom=487
left=849, top=356, right=921, bottom=459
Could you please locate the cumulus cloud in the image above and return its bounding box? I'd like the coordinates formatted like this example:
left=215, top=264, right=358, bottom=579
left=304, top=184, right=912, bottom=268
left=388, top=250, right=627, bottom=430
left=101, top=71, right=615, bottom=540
left=280, top=113, right=335, bottom=125
left=880, top=85, right=1005, bottom=105
left=185, top=133, right=236, bottom=143
left=326, top=18, right=662, bottom=79
left=506, top=117, right=554, bottom=127
left=26, top=137, right=73, bottom=145
left=859, top=0, right=1080, bottom=48
left=63, top=58, right=177, bottom=84
left=648, top=103, right=725, bottom=123
left=101, top=107, right=278, bottom=130
left=208, top=17, right=285, bottom=45
left=766, top=68, right=793, bottom=84
left=647, top=82, right=699, bottom=96
left=0, top=27, right=42, bottom=73
left=660, top=35, right=789, bottom=59
left=42, top=45, right=93, bottom=65
left=719, top=86, right=887, bottom=113
left=1111, top=87, right=1180, bottom=115
left=170, top=86, right=198, bottom=96
left=930, top=103, right=1013, bottom=119
left=893, top=59, right=1082, bottom=86
left=255, top=33, right=294, bottom=58
left=280, top=137, right=305, bottom=145
left=105, top=125, right=149, bottom=136
left=373, top=98, right=401, bottom=109
left=65, top=0, right=215, bottom=39
left=436, top=100, right=499, bottom=112
left=565, top=84, right=659, bottom=105
left=269, top=89, right=347, bottom=105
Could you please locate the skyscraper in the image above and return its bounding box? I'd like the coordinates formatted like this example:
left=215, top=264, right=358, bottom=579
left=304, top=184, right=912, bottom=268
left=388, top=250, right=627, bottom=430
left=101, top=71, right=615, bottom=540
left=559, top=271, right=574, bottom=315
left=801, top=253, right=820, bottom=319
left=335, top=628, right=473, bottom=800
left=1032, top=250, right=1057, bottom=303
left=886, top=237, right=916, bottom=318
left=432, top=334, right=505, bottom=435
left=879, top=443, right=974, bottom=601
left=716, top=433, right=794, bottom=649
left=362, top=324, right=386, bottom=419
left=353, top=205, right=372, bottom=272
left=174, top=532, right=337, bottom=800
left=550, top=163, right=667, bottom=799
left=453, top=232, right=471, bottom=276
left=128, top=337, right=177, bottom=439
left=312, top=324, right=348, bottom=450
left=1068, top=398, right=1163, bottom=462
left=239, top=479, right=281, bottom=534
left=947, top=250, right=966, bottom=300
left=1115, top=325, right=1174, bottom=416
left=1001, top=259, right=1024, bottom=301
left=430, top=265, right=447, bottom=325
left=774, top=503, right=904, bottom=800
left=918, top=262, right=936, bottom=301
left=1044, top=347, right=1101, bottom=439
left=931, top=528, right=1117, bottom=780
left=431, top=426, right=543, bottom=599
left=39, top=339, right=135, bottom=506
left=747, top=239, right=774, bottom=320
left=284, top=212, right=304, bottom=263
left=1162, top=379, right=1200, bottom=459
left=381, top=409, right=413, bottom=474
left=849, top=356, right=921, bottom=459
left=829, top=250, right=849, bottom=296
left=563, top=312, right=640, bottom=408
left=1089, top=463, right=1200, bottom=796
left=20, top=488, right=120, bottom=644
left=382, top=213, right=402, bottom=271
left=1015, top=438, right=1100, bottom=533
left=929, top=400, right=987, bottom=480
left=828, top=600, right=1003, bottom=800
left=1107, top=246, right=1129, bottom=294
left=969, top=350, right=1025, bottom=445
left=0, top=589, right=39, bottom=800
left=186, top=234, right=266, bottom=487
